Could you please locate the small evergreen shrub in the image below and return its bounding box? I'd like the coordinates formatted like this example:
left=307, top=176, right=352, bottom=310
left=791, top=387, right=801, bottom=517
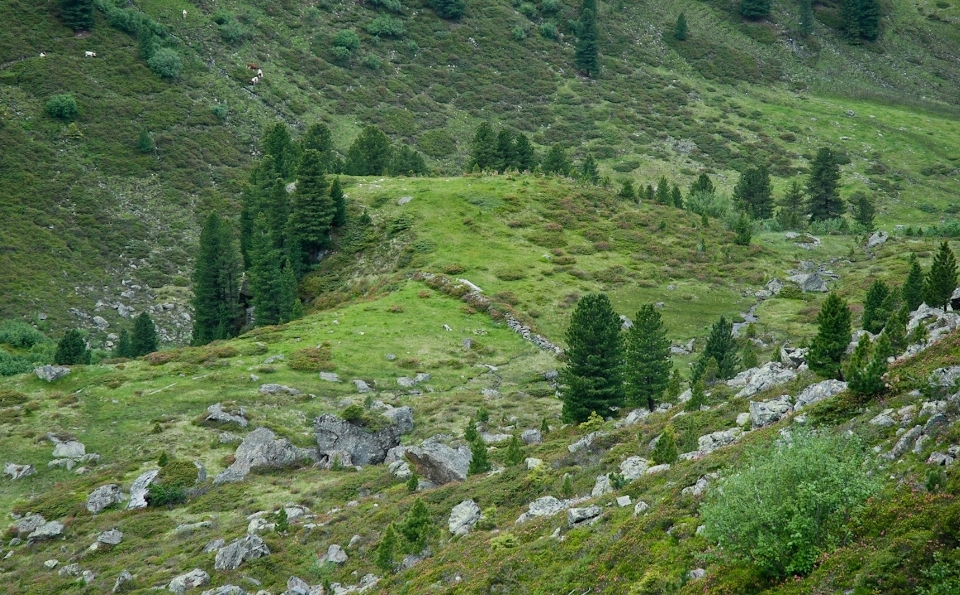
left=366, top=15, right=405, bottom=38
left=148, top=48, right=182, bottom=79
left=46, top=94, right=78, bottom=120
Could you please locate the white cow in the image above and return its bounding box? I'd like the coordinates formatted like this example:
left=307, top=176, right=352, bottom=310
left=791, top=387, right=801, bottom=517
left=182, top=9, right=187, bottom=18
left=250, top=76, right=259, bottom=85
left=84, top=51, right=96, bottom=57
left=39, top=52, right=46, bottom=58
left=256, top=68, right=263, bottom=78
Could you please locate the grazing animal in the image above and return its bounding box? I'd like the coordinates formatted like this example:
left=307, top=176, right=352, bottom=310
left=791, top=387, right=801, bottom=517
left=182, top=9, right=187, bottom=18
left=257, top=69, right=263, bottom=78
left=247, top=63, right=259, bottom=70
left=84, top=51, right=96, bottom=57
left=39, top=52, right=46, bottom=58
left=250, top=76, right=259, bottom=85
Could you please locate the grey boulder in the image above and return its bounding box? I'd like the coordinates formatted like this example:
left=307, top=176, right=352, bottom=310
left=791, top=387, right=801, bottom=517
left=113, top=570, right=133, bottom=593
left=127, top=469, right=160, bottom=509
left=314, top=413, right=402, bottom=466
left=793, top=379, right=847, bottom=410
left=97, top=529, right=123, bottom=545
left=86, top=484, right=126, bottom=514
left=697, top=428, right=742, bottom=454
left=520, top=429, right=542, bottom=445
left=619, top=456, right=650, bottom=481
left=567, top=506, right=602, bottom=527
left=3, top=463, right=35, bottom=480
left=727, top=362, right=797, bottom=398
left=749, top=395, right=793, bottom=428
left=214, top=534, right=270, bottom=571
left=200, top=587, right=247, bottom=595
left=35, top=365, right=70, bottom=382
left=320, top=544, right=348, bottom=565
left=381, top=406, right=415, bottom=435
left=258, top=384, right=300, bottom=396
left=405, top=439, right=471, bottom=485
left=204, top=403, right=248, bottom=428
left=168, top=568, right=209, bottom=594
left=214, top=427, right=316, bottom=485
left=28, top=520, right=64, bottom=540
left=448, top=499, right=481, bottom=536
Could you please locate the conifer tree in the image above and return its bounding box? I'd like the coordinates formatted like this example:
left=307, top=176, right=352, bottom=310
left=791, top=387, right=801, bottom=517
left=777, top=180, right=806, bottom=230
left=494, top=129, right=516, bottom=173
left=560, top=293, right=625, bottom=423
left=429, top=0, right=466, bottom=20
left=329, top=177, right=347, bottom=227
left=924, top=241, right=958, bottom=312
left=846, top=333, right=888, bottom=397
left=574, top=0, right=600, bottom=77
left=651, top=426, right=679, bottom=465
left=883, top=304, right=908, bottom=354
left=799, top=0, right=814, bottom=35
left=192, top=213, right=242, bottom=345
left=279, top=259, right=302, bottom=323
left=55, top=329, right=90, bottom=365
left=580, top=154, right=599, bottom=185
left=671, top=184, right=684, bottom=209
left=655, top=176, right=671, bottom=204
left=470, top=122, right=498, bottom=172
left=248, top=214, right=285, bottom=327
left=690, top=173, right=715, bottom=197
left=262, top=123, right=300, bottom=181
left=137, top=130, right=155, bottom=154
left=684, top=378, right=706, bottom=411
left=400, top=499, right=434, bottom=553
left=674, top=13, right=688, bottom=41
left=624, top=304, right=671, bottom=411
left=808, top=293, right=852, bottom=380
left=862, top=279, right=890, bottom=334
left=733, top=165, right=773, bottom=219
left=644, top=184, right=655, bottom=202
left=239, top=156, right=280, bottom=268
left=463, top=419, right=480, bottom=444
left=113, top=327, right=132, bottom=359
left=849, top=192, right=876, bottom=231
left=903, top=254, right=925, bottom=311
left=131, top=312, right=159, bottom=357
left=665, top=368, right=683, bottom=401
left=741, top=340, right=758, bottom=369
left=806, top=147, right=844, bottom=222
left=468, top=439, right=491, bottom=475
left=301, top=122, right=334, bottom=173
left=542, top=143, right=570, bottom=176
left=389, top=145, right=427, bottom=176
left=739, top=0, right=772, bottom=20
left=505, top=435, right=524, bottom=467
left=375, top=524, right=398, bottom=571
left=619, top=180, right=636, bottom=201
left=345, top=126, right=392, bottom=175
left=733, top=212, right=752, bottom=246
left=856, top=0, right=882, bottom=41
left=513, top=133, right=537, bottom=172
left=59, top=0, right=94, bottom=31
left=693, top=316, right=740, bottom=382
left=287, top=150, right=334, bottom=268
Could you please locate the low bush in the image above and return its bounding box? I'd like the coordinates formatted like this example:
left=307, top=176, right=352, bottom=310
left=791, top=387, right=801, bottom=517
left=45, top=94, right=78, bottom=120
left=148, top=48, right=182, bottom=79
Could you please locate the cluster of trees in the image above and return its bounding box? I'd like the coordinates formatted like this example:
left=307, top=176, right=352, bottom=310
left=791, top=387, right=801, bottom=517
left=469, top=123, right=602, bottom=183
left=59, top=0, right=93, bottom=31
left=841, top=0, right=882, bottom=41
left=113, top=312, right=158, bottom=358
left=375, top=499, right=437, bottom=572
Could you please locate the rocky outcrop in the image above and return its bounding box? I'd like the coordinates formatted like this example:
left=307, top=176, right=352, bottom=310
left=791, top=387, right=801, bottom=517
left=314, top=414, right=403, bottom=466
left=214, top=535, right=270, bottom=571
left=778, top=345, right=808, bottom=369
left=591, top=474, right=612, bottom=497
left=515, top=497, right=565, bottom=524
left=567, top=431, right=605, bottom=454
left=405, top=439, right=471, bottom=485
left=619, top=457, right=650, bottom=481
left=727, top=362, right=797, bottom=398
left=866, top=230, right=889, bottom=249
left=793, top=379, right=847, bottom=410
left=615, top=408, right=651, bottom=428
left=35, top=365, right=70, bottom=382
left=97, top=529, right=123, bottom=545
left=3, top=463, right=35, bottom=480
left=380, top=406, right=415, bottom=435
left=321, top=544, right=348, bottom=565
left=929, top=366, right=960, bottom=388
left=697, top=428, right=743, bottom=454
left=113, top=570, right=133, bottom=593
left=168, top=568, right=209, bottom=594
left=787, top=272, right=830, bottom=292
left=127, top=469, right=160, bottom=509
left=86, top=484, right=126, bottom=514
left=214, top=427, right=316, bottom=485
left=48, top=434, right=86, bottom=459
left=28, top=519, right=64, bottom=540
left=749, top=395, right=793, bottom=428
left=258, top=384, right=300, bottom=396
left=886, top=425, right=923, bottom=460
left=204, top=403, right=248, bottom=428
left=567, top=506, right=602, bottom=527
left=448, top=499, right=481, bottom=536
left=521, top=429, right=542, bottom=444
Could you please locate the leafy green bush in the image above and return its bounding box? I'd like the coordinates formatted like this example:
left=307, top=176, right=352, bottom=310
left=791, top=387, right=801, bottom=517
left=370, top=0, right=402, bottom=12
left=366, top=15, right=405, bottom=38
left=45, top=94, right=78, bottom=120
left=920, top=549, right=960, bottom=594
left=0, top=320, right=47, bottom=348
left=701, top=429, right=879, bottom=578
left=148, top=48, right=182, bottom=79
left=539, top=21, right=558, bottom=39
left=333, top=30, right=361, bottom=50
left=219, top=19, right=249, bottom=43
left=146, top=483, right=187, bottom=507
left=511, top=25, right=528, bottom=41
left=685, top=190, right=731, bottom=219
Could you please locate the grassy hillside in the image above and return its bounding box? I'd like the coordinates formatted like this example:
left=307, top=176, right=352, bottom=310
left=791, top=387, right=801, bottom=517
left=2, top=0, right=960, bottom=336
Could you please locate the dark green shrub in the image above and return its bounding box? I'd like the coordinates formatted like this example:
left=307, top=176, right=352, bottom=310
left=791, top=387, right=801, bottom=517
left=46, top=94, right=78, bottom=120
left=333, top=30, right=361, bottom=50
left=0, top=320, right=48, bottom=348
left=148, top=48, right=182, bottom=79
left=366, top=15, right=405, bottom=38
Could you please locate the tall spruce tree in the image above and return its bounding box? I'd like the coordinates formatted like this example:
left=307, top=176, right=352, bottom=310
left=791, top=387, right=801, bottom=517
left=513, top=133, right=537, bottom=172
left=690, top=173, right=715, bottom=197
left=739, top=0, right=772, bottom=19
left=239, top=156, right=280, bottom=268
left=113, top=327, right=132, bottom=359
left=693, top=316, right=740, bottom=382
left=192, top=213, right=242, bottom=345
left=59, top=0, right=94, bottom=31
left=131, top=312, right=159, bottom=357
left=375, top=524, right=399, bottom=572
left=849, top=192, right=876, bottom=231
left=55, top=329, right=90, bottom=365
left=624, top=305, right=672, bottom=411
left=580, top=154, right=600, bottom=185
left=287, top=150, right=334, bottom=268
left=301, top=122, right=334, bottom=173
left=884, top=304, right=909, bottom=353
left=806, top=147, right=844, bottom=222
left=467, top=439, right=491, bottom=475
left=862, top=279, right=891, bottom=334
left=808, top=293, right=852, bottom=380
left=902, top=254, right=925, bottom=311
left=619, top=180, right=636, bottom=201
left=470, top=122, right=498, bottom=171
left=542, top=143, right=570, bottom=176
left=674, top=13, right=688, bottom=41
left=574, top=0, right=600, bottom=77
left=799, top=0, right=814, bottom=35
left=399, top=499, right=435, bottom=553
left=389, top=145, right=427, bottom=176
left=495, top=129, right=516, bottom=173
left=777, top=180, right=806, bottom=230
left=846, top=333, right=889, bottom=397
left=330, top=177, right=347, bottom=227
left=733, top=165, right=773, bottom=219
left=262, top=123, right=300, bottom=181
left=655, top=176, right=671, bottom=204
left=923, top=241, right=958, bottom=312
left=248, top=213, right=285, bottom=327
left=560, top=293, right=625, bottom=423
left=345, top=126, right=392, bottom=175
left=671, top=184, right=684, bottom=209
left=842, top=0, right=881, bottom=41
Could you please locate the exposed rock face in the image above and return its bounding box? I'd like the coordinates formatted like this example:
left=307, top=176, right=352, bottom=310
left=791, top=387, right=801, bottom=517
left=113, top=570, right=133, bottom=593
left=749, top=395, right=793, bottom=428
left=520, top=429, right=542, bottom=444
left=49, top=434, right=86, bottom=459
left=646, top=463, right=671, bottom=475
left=697, top=428, right=742, bottom=454
left=314, top=414, right=402, bottom=466
left=929, top=366, right=960, bottom=388
left=525, top=457, right=543, bottom=470
left=681, top=475, right=714, bottom=497
left=634, top=501, right=650, bottom=515
left=567, top=506, right=602, bottom=527
left=755, top=278, right=783, bottom=299
left=886, top=425, right=923, bottom=460
left=727, top=362, right=797, bottom=398
left=866, top=230, right=889, bottom=249
left=779, top=345, right=808, bottom=369
left=615, top=409, right=650, bottom=428
left=28, top=520, right=64, bottom=540
left=97, top=529, right=123, bottom=545
left=168, top=568, right=210, bottom=594
left=13, top=513, right=47, bottom=535
left=204, top=403, right=248, bottom=428
left=481, top=432, right=511, bottom=444
left=869, top=412, right=896, bottom=428
left=321, top=544, right=348, bottom=565
left=320, top=372, right=340, bottom=382
left=127, top=469, right=160, bottom=509
left=516, top=496, right=566, bottom=523
left=381, top=406, right=415, bottom=435
left=567, top=431, right=605, bottom=453
left=200, top=587, right=246, bottom=595
left=3, top=463, right=35, bottom=480
left=591, top=474, right=613, bottom=497
left=258, top=384, right=300, bottom=396
left=35, top=365, right=70, bottom=382
left=793, top=379, right=847, bottom=410
left=214, top=427, right=316, bottom=485
left=86, top=484, right=126, bottom=514
left=619, top=457, right=650, bottom=481
left=405, top=439, right=471, bottom=485
left=448, top=499, right=481, bottom=536
left=214, top=535, right=270, bottom=571
left=353, top=379, right=373, bottom=393
left=787, top=272, right=830, bottom=292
